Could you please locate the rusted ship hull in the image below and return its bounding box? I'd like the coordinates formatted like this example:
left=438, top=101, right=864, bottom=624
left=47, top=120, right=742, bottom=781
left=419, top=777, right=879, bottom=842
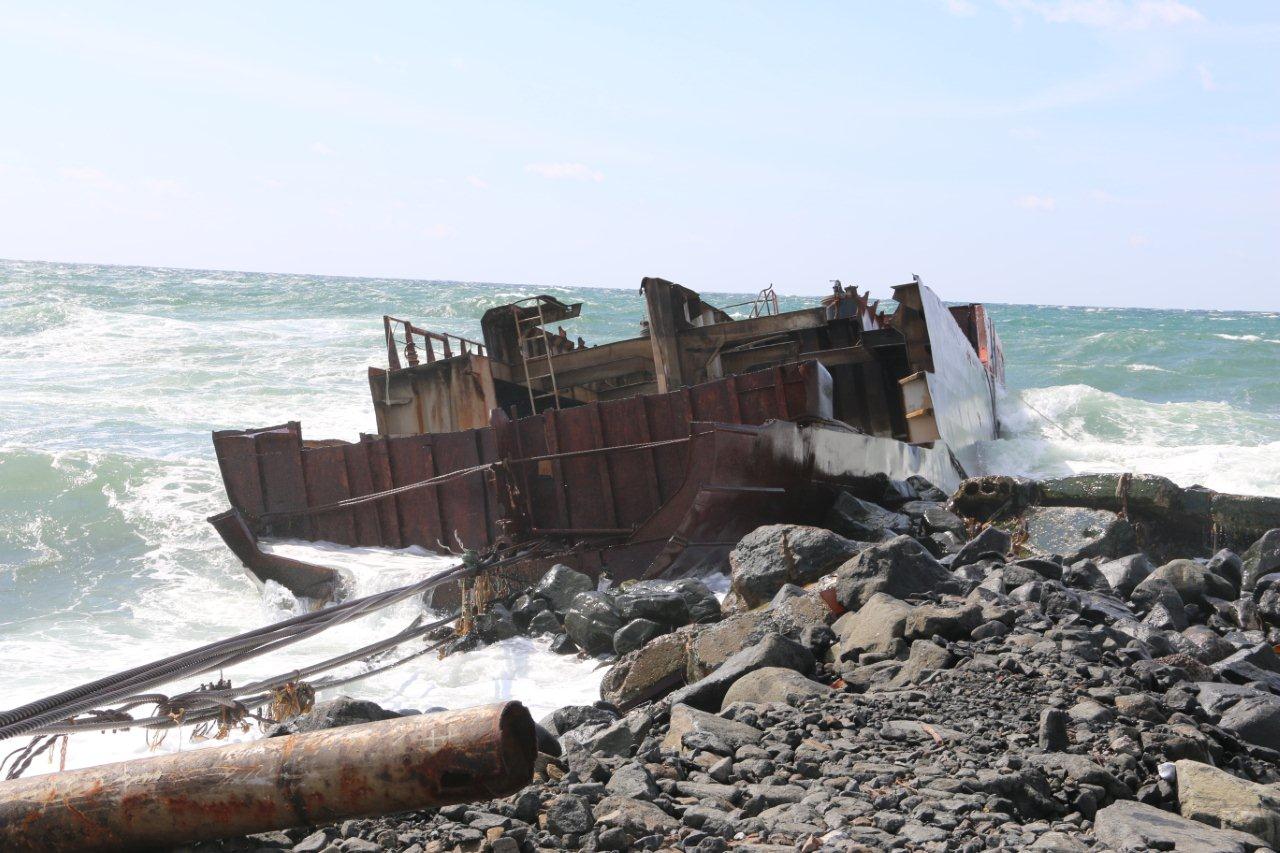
left=209, top=277, right=1004, bottom=599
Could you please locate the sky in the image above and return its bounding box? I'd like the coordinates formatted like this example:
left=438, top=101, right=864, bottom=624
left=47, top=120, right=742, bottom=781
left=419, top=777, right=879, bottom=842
left=0, top=1, right=1276, bottom=309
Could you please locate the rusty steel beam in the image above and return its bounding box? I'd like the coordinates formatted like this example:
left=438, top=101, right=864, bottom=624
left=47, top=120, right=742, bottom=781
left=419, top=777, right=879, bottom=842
left=0, top=702, right=535, bottom=853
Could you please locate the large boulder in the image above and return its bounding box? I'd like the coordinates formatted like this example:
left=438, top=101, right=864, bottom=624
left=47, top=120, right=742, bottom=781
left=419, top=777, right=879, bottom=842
left=661, top=703, right=764, bottom=753
left=825, top=492, right=910, bottom=541
left=830, top=593, right=914, bottom=660
left=720, top=667, right=833, bottom=709
left=562, top=590, right=623, bottom=655
left=600, top=633, right=688, bottom=707
left=687, top=610, right=772, bottom=680
left=1176, top=759, right=1280, bottom=846
left=1243, top=530, right=1280, bottom=591
left=903, top=602, right=982, bottom=641
left=669, top=633, right=813, bottom=711
left=1097, top=553, right=1154, bottom=597
left=612, top=618, right=665, bottom=655
left=613, top=585, right=690, bottom=627
left=1130, top=574, right=1185, bottom=618
left=833, top=535, right=956, bottom=611
left=643, top=577, right=721, bottom=624
left=270, top=696, right=400, bottom=736
left=1093, top=801, right=1267, bottom=853
left=1147, top=559, right=1237, bottom=605
left=730, top=524, right=866, bottom=607
left=1023, top=506, right=1136, bottom=563
left=1218, top=694, right=1280, bottom=750
left=534, top=564, right=594, bottom=612
left=888, top=639, right=955, bottom=687
left=953, top=526, right=1012, bottom=568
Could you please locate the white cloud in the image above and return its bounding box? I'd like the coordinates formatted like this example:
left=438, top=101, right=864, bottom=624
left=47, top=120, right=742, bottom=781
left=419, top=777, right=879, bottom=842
left=1128, top=234, right=1150, bottom=247
left=58, top=166, right=118, bottom=191
left=1010, top=127, right=1043, bottom=141
left=997, top=0, right=1204, bottom=30
left=310, top=142, right=336, bottom=156
left=1196, top=62, right=1215, bottom=91
left=423, top=224, right=456, bottom=239
left=941, top=0, right=978, bottom=16
left=142, top=178, right=185, bottom=197
left=1016, top=194, right=1057, bottom=211
left=525, top=162, right=605, bottom=182
left=466, top=175, right=489, bottom=189
left=260, top=178, right=286, bottom=190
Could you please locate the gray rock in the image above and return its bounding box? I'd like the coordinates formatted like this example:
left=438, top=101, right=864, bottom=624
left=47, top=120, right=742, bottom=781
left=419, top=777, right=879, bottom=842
left=730, top=524, right=866, bottom=607
left=1243, top=529, right=1280, bottom=591
left=889, top=639, right=955, bottom=686
left=1218, top=694, right=1280, bottom=749
left=953, top=526, right=1012, bottom=568
left=648, top=577, right=722, bottom=624
left=543, top=704, right=616, bottom=736
left=1023, top=506, right=1136, bottom=563
left=604, top=762, right=659, bottom=799
left=271, top=696, right=399, bottom=736
left=687, top=610, right=771, bottom=679
left=825, top=492, right=911, bottom=541
left=1176, top=758, right=1280, bottom=846
left=923, top=506, right=968, bottom=536
left=1093, top=800, right=1267, bottom=853
left=1147, top=558, right=1237, bottom=605
left=612, top=618, right=665, bottom=655
left=593, top=795, right=680, bottom=834
left=1038, top=707, right=1069, bottom=752
left=903, top=602, right=981, bottom=641
left=830, top=592, right=913, bottom=660
left=598, top=632, right=687, bottom=707
left=1097, top=553, right=1154, bottom=597
left=1182, top=624, right=1236, bottom=664
left=1209, top=549, right=1245, bottom=588
left=1131, top=574, right=1185, bottom=618
left=534, top=564, right=594, bottom=613
left=527, top=609, right=562, bottom=636
left=613, top=584, right=690, bottom=626
left=1027, top=752, right=1129, bottom=798
left=1067, top=698, right=1115, bottom=725
left=720, top=666, right=832, bottom=709
left=661, top=703, right=764, bottom=754
left=833, top=535, right=957, bottom=611
left=1062, top=560, right=1112, bottom=593
left=670, top=633, right=813, bottom=711
left=293, top=830, right=335, bottom=853
left=544, top=793, right=594, bottom=836
left=562, top=590, right=623, bottom=655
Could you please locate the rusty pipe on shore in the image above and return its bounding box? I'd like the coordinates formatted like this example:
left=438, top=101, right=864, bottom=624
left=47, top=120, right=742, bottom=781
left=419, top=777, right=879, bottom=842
left=0, top=701, right=535, bottom=853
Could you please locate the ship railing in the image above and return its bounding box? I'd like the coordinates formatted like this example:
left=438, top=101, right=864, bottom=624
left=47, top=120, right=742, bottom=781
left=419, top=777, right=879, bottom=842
left=383, top=315, right=487, bottom=370
left=720, top=285, right=780, bottom=318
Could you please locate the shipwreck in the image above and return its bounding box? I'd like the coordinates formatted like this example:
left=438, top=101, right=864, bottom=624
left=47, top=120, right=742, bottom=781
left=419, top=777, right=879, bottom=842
left=209, top=276, right=1006, bottom=601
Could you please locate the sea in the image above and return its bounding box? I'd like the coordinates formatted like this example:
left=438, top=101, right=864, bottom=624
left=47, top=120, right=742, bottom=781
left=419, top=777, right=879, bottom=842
left=1, top=258, right=1278, bottom=776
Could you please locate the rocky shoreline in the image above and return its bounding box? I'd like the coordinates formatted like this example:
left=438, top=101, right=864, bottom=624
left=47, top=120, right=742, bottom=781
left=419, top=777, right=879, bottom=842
left=188, top=472, right=1280, bottom=852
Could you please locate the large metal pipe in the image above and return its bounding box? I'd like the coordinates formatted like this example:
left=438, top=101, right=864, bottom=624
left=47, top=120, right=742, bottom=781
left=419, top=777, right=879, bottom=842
left=0, top=701, right=535, bottom=853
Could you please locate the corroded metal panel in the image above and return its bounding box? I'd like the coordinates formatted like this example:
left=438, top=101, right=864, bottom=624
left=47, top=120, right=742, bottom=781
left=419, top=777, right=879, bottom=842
left=363, top=437, right=403, bottom=548
left=386, top=436, right=442, bottom=549
left=341, top=442, right=384, bottom=547
left=302, top=445, right=356, bottom=544
left=432, top=430, right=489, bottom=549
left=255, top=427, right=312, bottom=540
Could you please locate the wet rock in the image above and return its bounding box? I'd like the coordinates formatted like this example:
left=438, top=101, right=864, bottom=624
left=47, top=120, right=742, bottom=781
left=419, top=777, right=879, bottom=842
left=719, top=666, right=832, bottom=709
left=528, top=609, right=562, bottom=636
left=1210, top=549, right=1245, bottom=588
left=662, top=703, right=764, bottom=753
left=1243, top=530, right=1280, bottom=591
left=1062, top=560, right=1112, bottom=593
left=535, top=564, right=595, bottom=613
left=613, top=585, right=690, bottom=627
left=825, top=492, right=911, bottom=541
left=648, top=577, right=722, bottom=624
left=474, top=604, right=520, bottom=642
left=1094, top=800, right=1268, bottom=853
left=612, top=618, right=664, bottom=656
left=953, top=526, right=1012, bottom=568
left=833, top=535, right=956, bottom=611
left=549, top=632, right=578, bottom=654
left=1176, top=759, right=1280, bottom=846
left=670, top=633, right=813, bottom=711
left=563, top=591, right=623, bottom=655
left=270, top=696, right=400, bottom=736
left=908, top=475, right=948, bottom=502
left=1131, top=574, right=1185, bottom=618
left=829, top=592, right=913, bottom=660
left=730, top=524, right=866, bottom=607
left=1097, top=553, right=1154, bottom=597
left=1023, top=506, right=1136, bottom=563
left=511, top=594, right=550, bottom=629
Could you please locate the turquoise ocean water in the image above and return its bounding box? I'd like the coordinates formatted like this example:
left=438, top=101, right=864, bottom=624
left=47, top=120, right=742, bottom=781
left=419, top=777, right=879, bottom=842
left=1, top=258, right=1277, bottom=768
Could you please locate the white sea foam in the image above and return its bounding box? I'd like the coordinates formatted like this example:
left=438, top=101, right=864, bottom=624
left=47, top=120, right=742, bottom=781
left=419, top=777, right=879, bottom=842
left=1126, top=363, right=1168, bottom=372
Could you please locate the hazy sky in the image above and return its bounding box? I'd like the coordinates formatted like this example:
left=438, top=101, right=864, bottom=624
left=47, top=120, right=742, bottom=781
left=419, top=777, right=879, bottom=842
left=0, top=1, right=1276, bottom=309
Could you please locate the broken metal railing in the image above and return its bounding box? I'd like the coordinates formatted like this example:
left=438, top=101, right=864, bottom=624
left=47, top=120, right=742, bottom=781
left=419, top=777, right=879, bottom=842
left=383, top=315, right=487, bottom=370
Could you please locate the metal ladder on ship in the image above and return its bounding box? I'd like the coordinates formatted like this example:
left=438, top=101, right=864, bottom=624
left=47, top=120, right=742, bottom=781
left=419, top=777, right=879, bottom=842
left=512, top=298, right=562, bottom=413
